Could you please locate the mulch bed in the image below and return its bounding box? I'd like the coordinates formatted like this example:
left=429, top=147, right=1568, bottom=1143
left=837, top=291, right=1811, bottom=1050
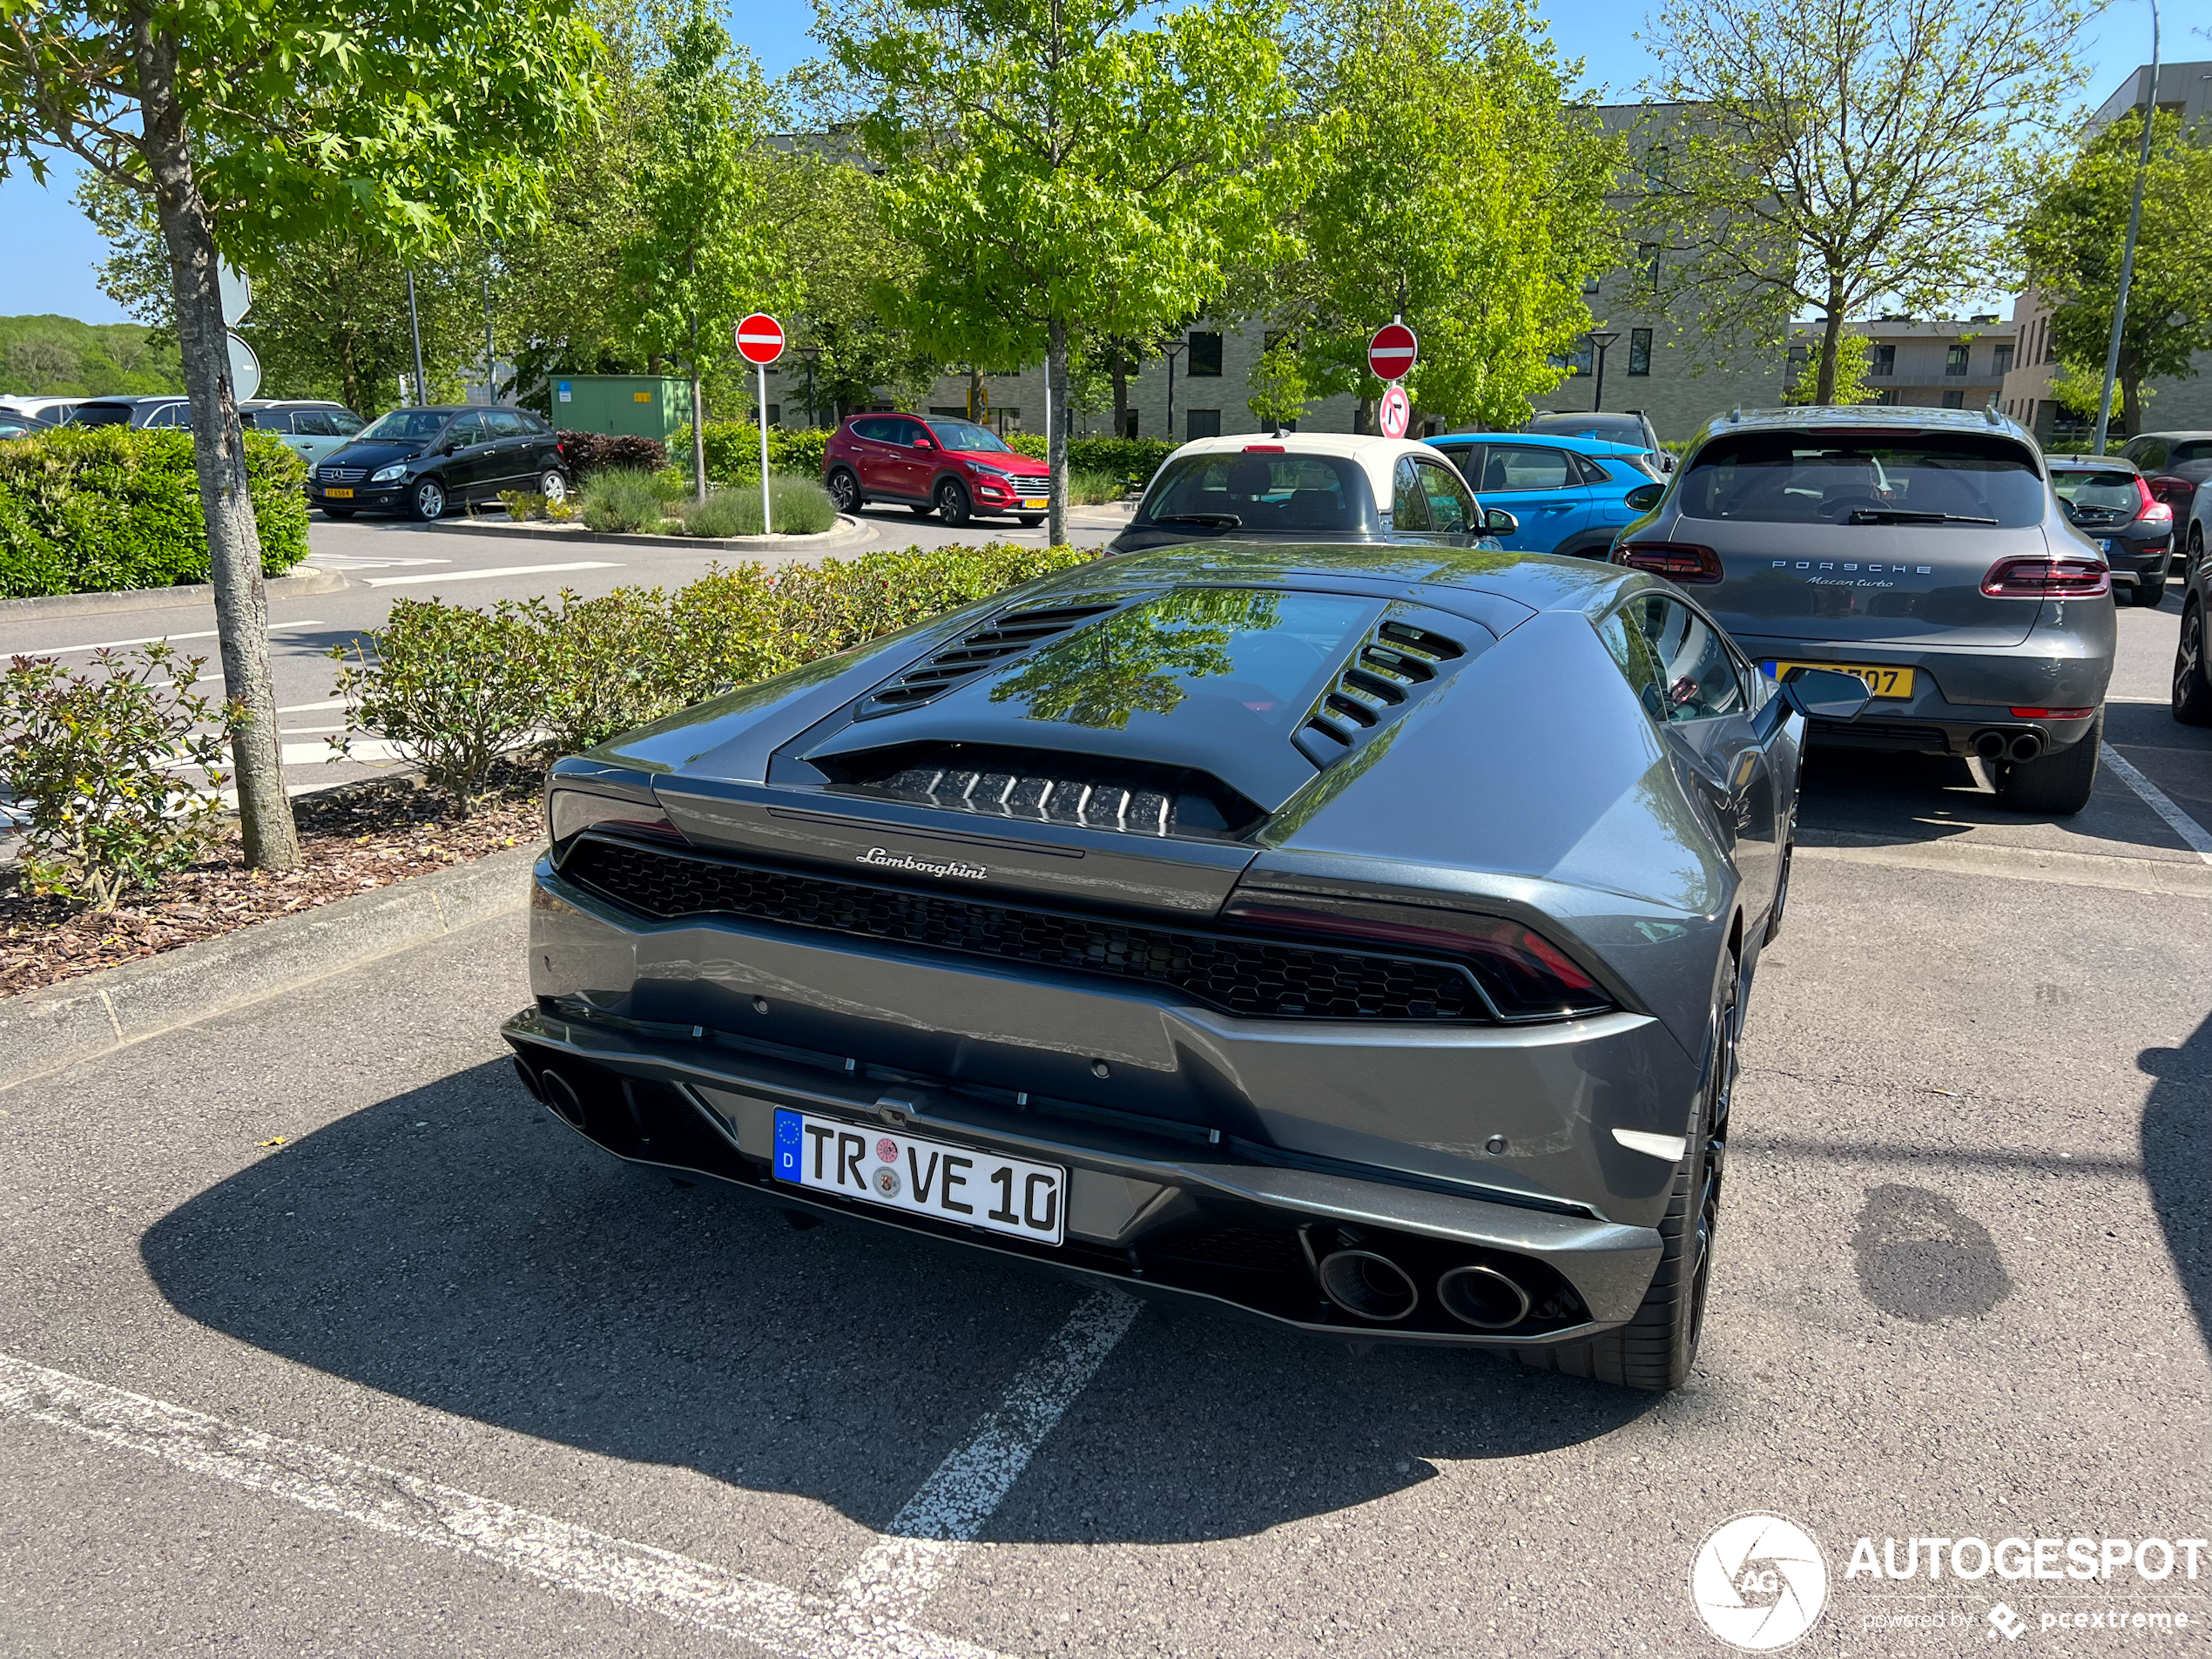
left=0, top=765, right=544, bottom=1001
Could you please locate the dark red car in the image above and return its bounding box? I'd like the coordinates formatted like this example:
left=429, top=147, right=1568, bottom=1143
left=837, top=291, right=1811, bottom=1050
left=822, top=414, right=1051, bottom=527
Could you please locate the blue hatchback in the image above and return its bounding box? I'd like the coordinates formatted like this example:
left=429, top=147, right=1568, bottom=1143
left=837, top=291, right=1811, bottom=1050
left=1426, top=432, right=1662, bottom=560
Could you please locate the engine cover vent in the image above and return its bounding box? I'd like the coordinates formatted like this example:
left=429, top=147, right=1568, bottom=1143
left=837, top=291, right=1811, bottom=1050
left=817, top=742, right=1264, bottom=840
left=858, top=601, right=1128, bottom=718
left=1294, top=617, right=1465, bottom=767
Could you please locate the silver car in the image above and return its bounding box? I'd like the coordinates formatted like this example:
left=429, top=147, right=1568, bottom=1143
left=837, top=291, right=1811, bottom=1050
left=1613, top=406, right=2116, bottom=815
left=502, top=543, right=1872, bottom=1391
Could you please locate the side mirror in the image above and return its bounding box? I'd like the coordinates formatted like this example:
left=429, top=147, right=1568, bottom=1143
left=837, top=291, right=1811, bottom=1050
left=1624, top=481, right=1664, bottom=512
left=913, top=436, right=934, bottom=451
left=1780, top=667, right=1873, bottom=721
left=1482, top=506, right=1519, bottom=536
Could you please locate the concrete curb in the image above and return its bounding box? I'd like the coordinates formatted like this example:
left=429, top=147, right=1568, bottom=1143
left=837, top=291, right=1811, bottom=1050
left=438, top=514, right=875, bottom=555
left=0, top=841, right=544, bottom=1091
left=0, top=566, right=351, bottom=624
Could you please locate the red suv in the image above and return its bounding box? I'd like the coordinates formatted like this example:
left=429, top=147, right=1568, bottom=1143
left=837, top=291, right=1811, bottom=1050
left=823, top=413, right=1052, bottom=527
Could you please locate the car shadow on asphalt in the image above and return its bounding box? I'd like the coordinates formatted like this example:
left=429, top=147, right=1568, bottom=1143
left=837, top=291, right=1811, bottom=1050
left=138, top=1060, right=1654, bottom=1542
left=2141, top=1010, right=2211, bottom=1358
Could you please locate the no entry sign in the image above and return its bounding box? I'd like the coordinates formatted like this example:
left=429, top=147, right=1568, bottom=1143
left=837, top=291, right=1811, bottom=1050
left=1378, top=383, right=1412, bottom=440
left=735, top=313, right=786, bottom=366
left=1367, top=322, right=1418, bottom=382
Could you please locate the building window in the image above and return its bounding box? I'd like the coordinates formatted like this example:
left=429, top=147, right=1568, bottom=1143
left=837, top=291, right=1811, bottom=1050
left=1871, top=343, right=1896, bottom=377
left=1629, top=328, right=1652, bottom=376
left=1868, top=388, right=1899, bottom=406
left=1186, top=332, right=1224, bottom=377
left=1552, top=335, right=1594, bottom=377
left=1186, top=408, right=1222, bottom=439
left=1583, top=273, right=1602, bottom=295
left=1642, top=145, right=1669, bottom=185
left=1636, top=244, right=1660, bottom=290
left=1945, top=345, right=1970, bottom=376
left=1993, top=341, right=2014, bottom=375
left=1940, top=390, right=1966, bottom=408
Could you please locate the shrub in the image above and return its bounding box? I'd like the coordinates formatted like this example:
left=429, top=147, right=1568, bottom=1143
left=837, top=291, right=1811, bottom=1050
left=0, top=427, right=309, bottom=599
left=579, top=467, right=684, bottom=534
left=677, top=477, right=839, bottom=537
left=498, top=489, right=549, bottom=521
left=328, top=600, right=543, bottom=813
left=678, top=422, right=834, bottom=485
left=555, top=430, right=668, bottom=481
left=1067, top=468, right=1128, bottom=506
left=1001, top=433, right=1177, bottom=482
left=0, top=644, right=235, bottom=909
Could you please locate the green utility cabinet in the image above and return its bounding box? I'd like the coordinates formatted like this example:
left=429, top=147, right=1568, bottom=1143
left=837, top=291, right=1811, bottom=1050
left=551, top=374, right=695, bottom=440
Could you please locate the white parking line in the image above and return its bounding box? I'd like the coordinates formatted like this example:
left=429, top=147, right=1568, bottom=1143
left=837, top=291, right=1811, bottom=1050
left=365, top=562, right=617, bottom=588
left=0, top=1291, right=1139, bottom=1656
left=16, top=621, right=326, bottom=657
left=0, top=1350, right=1008, bottom=1659
left=833, top=1290, right=1141, bottom=1635
left=2102, top=744, right=2212, bottom=865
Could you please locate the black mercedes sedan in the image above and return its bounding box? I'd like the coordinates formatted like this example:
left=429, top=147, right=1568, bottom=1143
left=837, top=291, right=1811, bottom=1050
left=306, top=405, right=568, bottom=520
left=501, top=542, right=1872, bottom=1391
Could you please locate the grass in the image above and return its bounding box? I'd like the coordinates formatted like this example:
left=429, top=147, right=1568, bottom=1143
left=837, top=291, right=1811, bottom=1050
left=675, top=476, right=838, bottom=537
left=1065, top=468, right=1130, bottom=507
left=578, top=467, right=684, bottom=534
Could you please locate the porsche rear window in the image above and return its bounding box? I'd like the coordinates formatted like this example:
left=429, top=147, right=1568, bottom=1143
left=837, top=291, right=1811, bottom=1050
left=1681, top=433, right=2044, bottom=527
left=1137, top=454, right=1366, bottom=534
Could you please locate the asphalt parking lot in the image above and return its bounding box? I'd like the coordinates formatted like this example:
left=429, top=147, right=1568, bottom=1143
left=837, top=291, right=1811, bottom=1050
left=2, top=591, right=2207, bottom=1656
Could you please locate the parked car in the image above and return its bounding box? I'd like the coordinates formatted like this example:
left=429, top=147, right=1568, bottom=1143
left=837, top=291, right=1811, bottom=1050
left=242, top=399, right=366, bottom=469
left=1106, top=433, right=1516, bottom=556
left=1424, top=432, right=1665, bottom=560
left=305, top=405, right=567, bottom=520
left=823, top=414, right=1053, bottom=527
left=2176, top=535, right=2212, bottom=726
left=2119, top=432, right=2212, bottom=565
left=65, top=395, right=188, bottom=428
left=2183, top=464, right=2212, bottom=579
left=2047, top=455, right=2172, bottom=607
left=0, top=410, right=56, bottom=441
left=1612, top=405, right=2115, bottom=815
left=504, top=540, right=1871, bottom=1390
left=1526, top=409, right=1671, bottom=471
left=0, top=395, right=81, bottom=423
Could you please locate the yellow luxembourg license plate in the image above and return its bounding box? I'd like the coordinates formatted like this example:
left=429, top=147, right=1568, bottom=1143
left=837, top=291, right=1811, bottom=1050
left=1767, top=660, right=1915, bottom=698
left=325, top=487, right=354, bottom=499
left=1021, top=496, right=1046, bottom=510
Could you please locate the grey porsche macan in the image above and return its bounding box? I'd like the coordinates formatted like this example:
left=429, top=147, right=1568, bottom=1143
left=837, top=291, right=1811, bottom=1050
left=502, top=545, right=1868, bottom=1390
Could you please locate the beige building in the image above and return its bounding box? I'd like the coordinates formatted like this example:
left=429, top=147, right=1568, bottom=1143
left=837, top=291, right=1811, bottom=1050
left=1791, top=317, right=2015, bottom=412
left=1999, top=60, right=2212, bottom=443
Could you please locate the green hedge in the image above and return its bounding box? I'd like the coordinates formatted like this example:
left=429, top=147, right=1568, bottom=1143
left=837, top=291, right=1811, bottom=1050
left=0, top=427, right=310, bottom=598
left=676, top=421, right=1177, bottom=489
left=1001, top=434, right=1178, bottom=481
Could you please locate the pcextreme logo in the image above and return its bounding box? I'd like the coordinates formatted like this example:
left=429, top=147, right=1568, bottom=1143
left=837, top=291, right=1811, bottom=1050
left=1690, top=1513, right=1831, bottom=1651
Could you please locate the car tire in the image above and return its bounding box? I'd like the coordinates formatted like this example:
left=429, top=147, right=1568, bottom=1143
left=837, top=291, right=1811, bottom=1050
left=2175, top=601, right=2212, bottom=726
left=1993, top=705, right=2102, bottom=816
left=408, top=477, right=447, bottom=521
left=1017, top=515, right=1044, bottom=529
left=826, top=469, right=861, bottom=514
left=1520, top=957, right=1734, bottom=1392
left=2129, top=576, right=2167, bottom=608
left=320, top=505, right=356, bottom=520
left=935, top=478, right=972, bottom=527
left=537, top=468, right=569, bottom=503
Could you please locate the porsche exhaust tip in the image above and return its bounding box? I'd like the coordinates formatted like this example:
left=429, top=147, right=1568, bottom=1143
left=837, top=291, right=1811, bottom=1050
left=2006, top=732, right=2044, bottom=763
left=1972, top=729, right=2008, bottom=760
left=1318, top=1250, right=1420, bottom=1322
left=1437, top=1263, right=1534, bottom=1330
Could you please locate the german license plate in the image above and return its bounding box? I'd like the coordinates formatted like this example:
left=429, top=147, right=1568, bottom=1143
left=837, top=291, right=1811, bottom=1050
left=325, top=487, right=354, bottom=499
left=1020, top=496, right=1046, bottom=510
left=772, top=1109, right=1066, bottom=1244
left=1764, top=659, right=1915, bottom=699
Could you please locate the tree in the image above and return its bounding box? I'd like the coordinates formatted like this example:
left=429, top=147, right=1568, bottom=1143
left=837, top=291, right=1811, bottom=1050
left=831, top=0, right=1295, bottom=543
left=623, top=8, right=786, bottom=502
left=1263, top=0, right=1620, bottom=430
left=1246, top=334, right=1310, bottom=429
left=1639, top=0, right=2089, bottom=404
left=1784, top=331, right=1871, bottom=405
left=2019, top=109, right=2212, bottom=439
left=1, top=0, right=597, bottom=869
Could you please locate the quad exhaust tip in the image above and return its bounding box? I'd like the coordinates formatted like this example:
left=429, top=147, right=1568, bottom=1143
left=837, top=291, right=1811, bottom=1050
left=1318, top=1250, right=1420, bottom=1322
left=1437, top=1264, right=1534, bottom=1330
left=1973, top=729, right=2045, bottom=763
left=2007, top=732, right=2044, bottom=763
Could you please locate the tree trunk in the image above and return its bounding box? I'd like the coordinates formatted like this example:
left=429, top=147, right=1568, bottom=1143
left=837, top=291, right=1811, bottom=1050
left=1354, top=396, right=1373, bottom=435
left=1111, top=351, right=1129, bottom=440
left=2120, top=357, right=2142, bottom=441
left=1814, top=299, right=1846, bottom=406
left=135, top=15, right=298, bottom=871
left=1047, top=319, right=1069, bottom=547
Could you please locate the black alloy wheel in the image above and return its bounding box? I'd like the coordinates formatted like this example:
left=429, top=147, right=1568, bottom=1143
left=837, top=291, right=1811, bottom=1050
left=826, top=469, right=860, bottom=514
left=935, top=478, right=972, bottom=527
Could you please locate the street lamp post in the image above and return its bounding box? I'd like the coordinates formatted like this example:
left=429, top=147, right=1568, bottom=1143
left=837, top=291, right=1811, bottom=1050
left=405, top=267, right=427, bottom=407
left=1588, top=331, right=1621, bottom=414
left=2093, top=0, right=2160, bottom=455
left=1162, top=339, right=1188, bottom=442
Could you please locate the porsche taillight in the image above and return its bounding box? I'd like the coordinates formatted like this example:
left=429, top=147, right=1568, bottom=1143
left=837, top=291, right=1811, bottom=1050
left=1980, top=556, right=2111, bottom=598
left=1220, top=901, right=1616, bottom=1022
left=1614, top=543, right=1723, bottom=583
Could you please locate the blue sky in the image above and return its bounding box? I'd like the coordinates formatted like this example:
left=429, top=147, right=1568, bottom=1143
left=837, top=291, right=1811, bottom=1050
left=0, top=0, right=2160, bottom=322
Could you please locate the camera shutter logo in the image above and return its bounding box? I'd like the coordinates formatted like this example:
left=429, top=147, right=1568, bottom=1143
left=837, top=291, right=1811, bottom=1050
left=1689, top=1513, right=1830, bottom=1651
